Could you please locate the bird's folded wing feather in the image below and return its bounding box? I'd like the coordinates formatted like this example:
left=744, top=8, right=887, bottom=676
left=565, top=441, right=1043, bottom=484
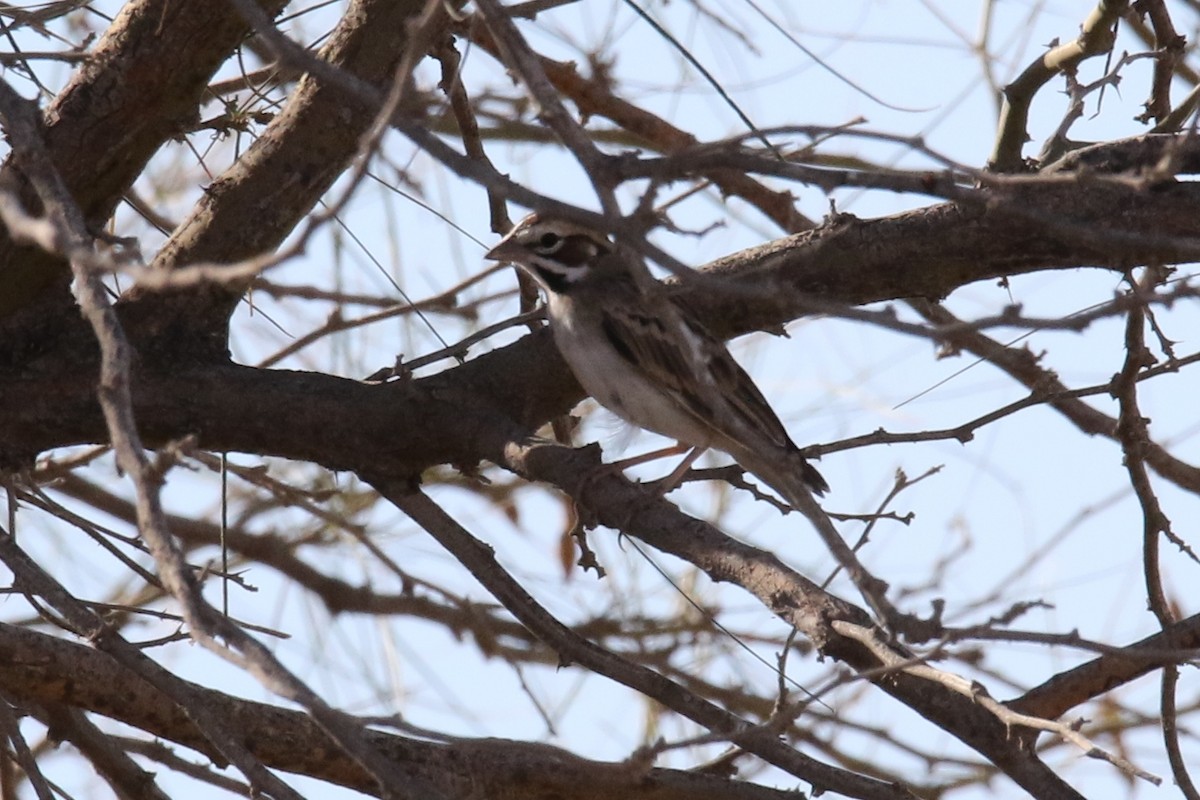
left=598, top=300, right=796, bottom=452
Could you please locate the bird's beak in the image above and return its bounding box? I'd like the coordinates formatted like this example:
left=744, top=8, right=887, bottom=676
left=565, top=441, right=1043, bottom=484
left=484, top=236, right=521, bottom=263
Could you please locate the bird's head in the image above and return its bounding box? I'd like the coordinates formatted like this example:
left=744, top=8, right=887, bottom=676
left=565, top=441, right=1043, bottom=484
left=486, top=213, right=615, bottom=293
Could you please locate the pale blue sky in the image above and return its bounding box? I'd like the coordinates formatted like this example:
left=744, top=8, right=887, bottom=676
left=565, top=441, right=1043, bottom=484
left=3, top=2, right=1197, bottom=798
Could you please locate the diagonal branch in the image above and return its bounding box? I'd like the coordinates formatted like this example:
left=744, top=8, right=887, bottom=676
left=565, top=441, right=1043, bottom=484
left=484, top=434, right=1087, bottom=798
left=379, top=480, right=912, bottom=800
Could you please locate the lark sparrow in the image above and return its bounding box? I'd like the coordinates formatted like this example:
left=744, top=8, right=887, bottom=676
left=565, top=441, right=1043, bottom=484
left=486, top=213, right=829, bottom=501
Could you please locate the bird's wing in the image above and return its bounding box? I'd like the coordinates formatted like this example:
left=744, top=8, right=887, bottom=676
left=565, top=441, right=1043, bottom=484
left=686, top=314, right=798, bottom=450
left=598, top=294, right=830, bottom=496
left=598, top=299, right=794, bottom=452
left=683, top=311, right=830, bottom=496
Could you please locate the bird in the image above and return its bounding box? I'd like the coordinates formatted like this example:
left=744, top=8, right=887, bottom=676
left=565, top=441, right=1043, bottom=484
left=485, top=212, right=829, bottom=505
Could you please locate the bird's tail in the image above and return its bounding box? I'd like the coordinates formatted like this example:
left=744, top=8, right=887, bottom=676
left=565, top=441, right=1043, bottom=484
left=735, top=446, right=829, bottom=502
left=800, top=458, right=830, bottom=497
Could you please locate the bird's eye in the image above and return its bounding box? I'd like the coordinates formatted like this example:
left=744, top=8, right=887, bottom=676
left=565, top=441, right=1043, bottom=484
left=535, top=232, right=561, bottom=252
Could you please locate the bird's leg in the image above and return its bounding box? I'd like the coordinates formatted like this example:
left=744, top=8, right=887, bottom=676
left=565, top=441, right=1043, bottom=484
left=603, top=443, right=708, bottom=495
left=607, top=442, right=691, bottom=471
left=651, top=446, right=706, bottom=495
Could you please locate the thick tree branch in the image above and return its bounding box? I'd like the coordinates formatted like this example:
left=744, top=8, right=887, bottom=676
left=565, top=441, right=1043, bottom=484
left=125, top=0, right=458, bottom=361
left=1010, top=612, right=1200, bottom=719
left=0, top=622, right=817, bottom=800
left=0, top=0, right=290, bottom=317
left=4, top=172, right=1200, bottom=475
left=0, top=181, right=1194, bottom=494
